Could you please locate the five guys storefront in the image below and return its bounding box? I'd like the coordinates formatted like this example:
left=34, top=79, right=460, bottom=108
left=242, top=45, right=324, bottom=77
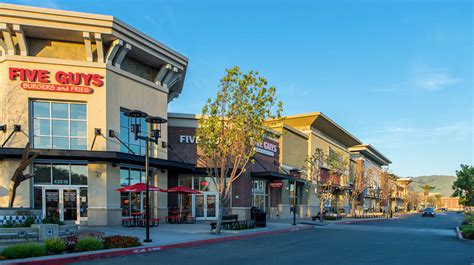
left=0, top=4, right=192, bottom=226
left=167, top=113, right=306, bottom=221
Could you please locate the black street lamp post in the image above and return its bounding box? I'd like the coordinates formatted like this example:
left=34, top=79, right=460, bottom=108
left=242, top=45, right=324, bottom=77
left=124, top=110, right=167, bottom=243
left=289, top=169, right=299, bottom=226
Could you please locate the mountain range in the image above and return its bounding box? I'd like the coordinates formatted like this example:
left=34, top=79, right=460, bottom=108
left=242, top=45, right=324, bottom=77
left=409, top=175, right=456, bottom=197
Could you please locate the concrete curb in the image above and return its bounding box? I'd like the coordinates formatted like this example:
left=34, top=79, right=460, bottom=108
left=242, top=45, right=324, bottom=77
left=335, top=217, right=399, bottom=225
left=456, top=226, right=474, bottom=243
left=2, top=225, right=314, bottom=265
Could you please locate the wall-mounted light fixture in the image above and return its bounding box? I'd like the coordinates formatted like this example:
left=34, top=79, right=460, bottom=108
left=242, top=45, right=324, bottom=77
left=0, top=125, right=6, bottom=133
left=1, top=124, right=22, bottom=148
left=90, top=128, right=103, bottom=150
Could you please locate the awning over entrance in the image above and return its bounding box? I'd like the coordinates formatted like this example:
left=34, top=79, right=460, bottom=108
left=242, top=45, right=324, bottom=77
left=0, top=148, right=195, bottom=171
left=250, top=171, right=306, bottom=183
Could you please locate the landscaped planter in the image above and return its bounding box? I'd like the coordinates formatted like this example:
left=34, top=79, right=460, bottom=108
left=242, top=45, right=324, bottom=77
left=0, top=224, right=78, bottom=242
left=0, top=227, right=38, bottom=242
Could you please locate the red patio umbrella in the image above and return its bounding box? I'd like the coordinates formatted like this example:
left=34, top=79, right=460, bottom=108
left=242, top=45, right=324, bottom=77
left=165, top=186, right=201, bottom=194
left=116, top=182, right=165, bottom=193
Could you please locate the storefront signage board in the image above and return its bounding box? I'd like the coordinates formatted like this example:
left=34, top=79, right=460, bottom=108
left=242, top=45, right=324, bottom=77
left=8, top=67, right=104, bottom=94
left=255, top=141, right=278, bottom=157
left=269, top=182, right=283, bottom=188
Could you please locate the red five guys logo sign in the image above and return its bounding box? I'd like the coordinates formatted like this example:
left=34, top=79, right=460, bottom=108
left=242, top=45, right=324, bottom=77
left=9, top=67, right=104, bottom=94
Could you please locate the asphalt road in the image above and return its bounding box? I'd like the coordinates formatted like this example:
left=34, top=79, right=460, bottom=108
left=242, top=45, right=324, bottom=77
left=78, top=212, right=473, bottom=265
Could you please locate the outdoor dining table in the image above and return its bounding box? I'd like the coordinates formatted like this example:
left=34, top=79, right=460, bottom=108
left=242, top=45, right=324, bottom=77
left=131, top=212, right=144, bottom=226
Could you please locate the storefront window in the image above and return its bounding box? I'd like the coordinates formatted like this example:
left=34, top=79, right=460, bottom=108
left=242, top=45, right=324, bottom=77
left=32, top=101, right=87, bottom=150
left=34, top=163, right=88, bottom=186
left=52, top=164, right=70, bottom=185
left=33, top=163, right=88, bottom=222
left=252, top=180, right=267, bottom=211
left=34, top=163, right=52, bottom=184
left=79, top=187, right=88, bottom=218
left=120, top=110, right=147, bottom=156
left=34, top=187, right=42, bottom=210
left=120, top=167, right=146, bottom=217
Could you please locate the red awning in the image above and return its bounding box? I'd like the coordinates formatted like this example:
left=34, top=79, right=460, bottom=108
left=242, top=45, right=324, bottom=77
left=166, top=186, right=202, bottom=194
left=116, top=183, right=165, bottom=193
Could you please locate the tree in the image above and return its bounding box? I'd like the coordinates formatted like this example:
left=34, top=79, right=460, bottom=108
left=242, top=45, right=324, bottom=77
left=348, top=160, right=374, bottom=217
left=422, top=184, right=435, bottom=206
left=452, top=164, right=474, bottom=210
left=306, top=148, right=350, bottom=222
left=196, top=66, right=282, bottom=234
left=405, top=186, right=422, bottom=211
left=380, top=171, right=396, bottom=217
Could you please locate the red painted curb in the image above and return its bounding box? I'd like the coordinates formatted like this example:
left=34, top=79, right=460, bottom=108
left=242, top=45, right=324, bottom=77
left=4, top=226, right=313, bottom=265
left=335, top=218, right=398, bottom=225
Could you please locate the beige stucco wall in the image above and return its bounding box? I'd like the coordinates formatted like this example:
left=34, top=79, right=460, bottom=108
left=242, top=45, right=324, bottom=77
left=105, top=69, right=168, bottom=159
left=0, top=57, right=107, bottom=150
left=0, top=160, right=31, bottom=208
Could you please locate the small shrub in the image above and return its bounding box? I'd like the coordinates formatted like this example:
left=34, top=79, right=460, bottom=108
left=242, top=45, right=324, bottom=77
left=42, top=218, right=65, bottom=226
left=1, top=220, right=14, bottom=228
left=2, top=243, right=46, bottom=259
left=24, top=216, right=35, bottom=227
left=465, top=215, right=474, bottom=224
left=460, top=224, right=474, bottom=240
left=103, top=235, right=141, bottom=249
left=74, top=237, right=103, bottom=252
left=44, top=238, right=67, bottom=254
left=65, top=235, right=78, bottom=252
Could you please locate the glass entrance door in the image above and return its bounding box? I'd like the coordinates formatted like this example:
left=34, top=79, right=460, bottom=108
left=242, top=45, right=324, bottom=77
left=42, top=187, right=80, bottom=223
left=45, top=189, right=60, bottom=220
left=63, top=189, right=78, bottom=221
left=206, top=194, right=216, bottom=218
left=194, top=192, right=219, bottom=220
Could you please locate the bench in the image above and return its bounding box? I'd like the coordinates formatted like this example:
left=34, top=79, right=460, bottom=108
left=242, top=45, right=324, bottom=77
left=311, top=213, right=343, bottom=221
left=209, top=215, right=238, bottom=230
left=0, top=230, right=38, bottom=242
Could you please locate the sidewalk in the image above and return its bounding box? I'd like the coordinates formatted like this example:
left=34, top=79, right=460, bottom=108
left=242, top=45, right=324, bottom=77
left=79, top=221, right=300, bottom=246
left=2, top=222, right=313, bottom=265
left=272, top=213, right=416, bottom=226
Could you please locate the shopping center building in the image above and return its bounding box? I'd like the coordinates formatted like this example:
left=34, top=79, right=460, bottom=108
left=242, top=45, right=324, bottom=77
left=167, top=112, right=394, bottom=221
left=0, top=4, right=192, bottom=226
left=167, top=113, right=299, bottom=221
left=0, top=4, right=406, bottom=226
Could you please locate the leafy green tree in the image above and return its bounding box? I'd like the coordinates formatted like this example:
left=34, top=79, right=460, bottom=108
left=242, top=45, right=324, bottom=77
left=197, top=66, right=282, bottom=234
left=452, top=164, right=474, bottom=210
left=305, top=148, right=350, bottom=222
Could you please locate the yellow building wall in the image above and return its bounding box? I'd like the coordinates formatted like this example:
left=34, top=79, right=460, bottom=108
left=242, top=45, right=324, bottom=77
left=280, top=127, right=308, bottom=170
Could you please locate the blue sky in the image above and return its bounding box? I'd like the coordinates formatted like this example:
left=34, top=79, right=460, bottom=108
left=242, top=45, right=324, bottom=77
left=6, top=0, right=472, bottom=177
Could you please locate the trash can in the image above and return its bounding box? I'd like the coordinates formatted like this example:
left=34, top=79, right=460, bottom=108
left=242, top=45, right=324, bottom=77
left=251, top=207, right=266, bottom=228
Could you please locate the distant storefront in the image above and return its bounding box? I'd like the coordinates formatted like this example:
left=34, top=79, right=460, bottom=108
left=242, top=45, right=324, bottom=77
left=167, top=113, right=304, bottom=221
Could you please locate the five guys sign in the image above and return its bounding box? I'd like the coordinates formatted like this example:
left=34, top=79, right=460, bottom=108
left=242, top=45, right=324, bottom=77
left=9, top=67, right=104, bottom=94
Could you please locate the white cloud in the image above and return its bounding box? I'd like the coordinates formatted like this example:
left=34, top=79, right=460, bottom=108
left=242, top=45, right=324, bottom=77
left=415, top=72, right=462, bottom=91
left=411, top=63, right=462, bottom=91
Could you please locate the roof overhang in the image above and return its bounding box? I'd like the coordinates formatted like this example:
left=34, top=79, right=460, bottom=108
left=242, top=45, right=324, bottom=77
left=0, top=148, right=195, bottom=172
left=349, top=144, right=391, bottom=166
left=250, top=171, right=306, bottom=183
left=279, top=112, right=362, bottom=147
